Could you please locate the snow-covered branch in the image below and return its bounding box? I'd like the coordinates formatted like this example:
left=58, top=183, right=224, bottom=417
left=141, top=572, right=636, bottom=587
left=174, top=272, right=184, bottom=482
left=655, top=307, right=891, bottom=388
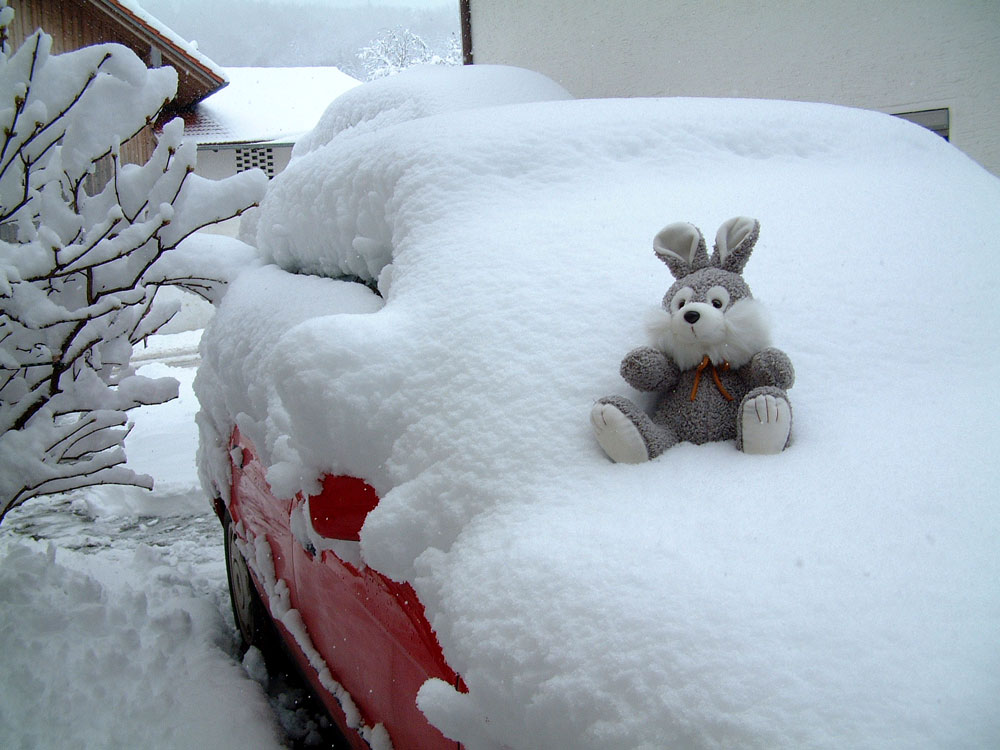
left=0, top=7, right=267, bottom=523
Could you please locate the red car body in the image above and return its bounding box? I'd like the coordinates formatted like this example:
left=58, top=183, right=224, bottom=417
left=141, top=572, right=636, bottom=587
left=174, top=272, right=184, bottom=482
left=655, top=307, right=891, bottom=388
left=221, top=426, right=463, bottom=749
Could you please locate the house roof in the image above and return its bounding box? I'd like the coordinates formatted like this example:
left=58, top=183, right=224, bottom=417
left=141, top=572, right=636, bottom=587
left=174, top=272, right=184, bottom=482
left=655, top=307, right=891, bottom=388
left=184, top=67, right=362, bottom=147
left=86, top=0, right=228, bottom=107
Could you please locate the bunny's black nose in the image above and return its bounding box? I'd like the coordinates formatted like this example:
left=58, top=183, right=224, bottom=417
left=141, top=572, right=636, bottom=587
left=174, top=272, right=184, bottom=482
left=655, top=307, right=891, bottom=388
left=684, top=310, right=700, bottom=324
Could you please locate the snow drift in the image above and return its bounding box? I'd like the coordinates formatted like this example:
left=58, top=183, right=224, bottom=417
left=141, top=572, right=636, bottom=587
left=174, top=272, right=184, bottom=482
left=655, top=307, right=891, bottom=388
left=196, top=65, right=1000, bottom=749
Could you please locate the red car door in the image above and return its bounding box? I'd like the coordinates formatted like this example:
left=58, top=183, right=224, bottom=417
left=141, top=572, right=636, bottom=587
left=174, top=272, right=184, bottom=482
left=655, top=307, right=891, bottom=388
left=229, top=428, right=296, bottom=595
left=291, top=477, right=462, bottom=749
left=229, top=429, right=461, bottom=748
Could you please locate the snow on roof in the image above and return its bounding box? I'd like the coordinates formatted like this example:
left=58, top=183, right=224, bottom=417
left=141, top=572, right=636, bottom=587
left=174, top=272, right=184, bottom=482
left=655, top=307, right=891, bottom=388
left=186, top=67, right=362, bottom=147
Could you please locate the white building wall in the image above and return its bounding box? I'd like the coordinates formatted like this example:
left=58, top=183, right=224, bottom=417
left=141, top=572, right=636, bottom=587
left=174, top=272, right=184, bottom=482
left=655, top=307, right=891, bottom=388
left=194, top=148, right=238, bottom=182
left=469, top=0, right=1000, bottom=175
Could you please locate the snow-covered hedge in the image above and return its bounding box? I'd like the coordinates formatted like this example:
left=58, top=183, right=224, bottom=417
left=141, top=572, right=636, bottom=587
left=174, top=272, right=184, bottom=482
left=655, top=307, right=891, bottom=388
left=197, top=66, right=1000, bottom=748
left=0, top=16, right=266, bottom=522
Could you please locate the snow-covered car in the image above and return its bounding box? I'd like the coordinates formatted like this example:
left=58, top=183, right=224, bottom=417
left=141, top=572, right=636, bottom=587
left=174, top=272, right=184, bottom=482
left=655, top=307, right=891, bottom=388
left=195, top=65, right=1000, bottom=749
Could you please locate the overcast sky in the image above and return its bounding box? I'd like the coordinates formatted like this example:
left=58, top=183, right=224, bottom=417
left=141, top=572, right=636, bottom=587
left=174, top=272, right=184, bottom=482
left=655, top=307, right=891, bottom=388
left=136, top=0, right=460, bottom=72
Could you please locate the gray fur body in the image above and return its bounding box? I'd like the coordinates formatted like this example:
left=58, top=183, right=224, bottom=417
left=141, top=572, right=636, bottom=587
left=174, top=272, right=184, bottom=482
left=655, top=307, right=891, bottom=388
left=592, top=217, right=795, bottom=462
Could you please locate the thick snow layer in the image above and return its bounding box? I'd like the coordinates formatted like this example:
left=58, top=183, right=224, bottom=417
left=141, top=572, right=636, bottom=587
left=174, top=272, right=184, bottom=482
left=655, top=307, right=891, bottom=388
left=196, top=267, right=384, bottom=503
left=196, top=68, right=1000, bottom=749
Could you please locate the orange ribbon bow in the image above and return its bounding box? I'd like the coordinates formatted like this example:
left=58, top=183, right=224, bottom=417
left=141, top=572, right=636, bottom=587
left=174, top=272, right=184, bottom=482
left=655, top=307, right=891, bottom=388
left=690, top=356, right=734, bottom=401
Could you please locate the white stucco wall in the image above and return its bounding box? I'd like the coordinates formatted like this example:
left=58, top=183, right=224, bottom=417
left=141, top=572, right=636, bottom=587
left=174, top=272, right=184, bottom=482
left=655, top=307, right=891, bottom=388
left=469, top=0, right=1000, bottom=175
left=194, top=148, right=240, bottom=182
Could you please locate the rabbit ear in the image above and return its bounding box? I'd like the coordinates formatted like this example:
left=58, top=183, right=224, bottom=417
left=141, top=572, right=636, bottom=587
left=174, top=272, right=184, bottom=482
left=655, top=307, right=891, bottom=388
left=712, top=217, right=760, bottom=274
left=653, top=222, right=709, bottom=278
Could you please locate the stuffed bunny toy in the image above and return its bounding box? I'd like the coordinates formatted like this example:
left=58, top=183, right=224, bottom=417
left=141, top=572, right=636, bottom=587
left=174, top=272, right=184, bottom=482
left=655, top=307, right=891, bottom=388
left=591, top=217, right=794, bottom=462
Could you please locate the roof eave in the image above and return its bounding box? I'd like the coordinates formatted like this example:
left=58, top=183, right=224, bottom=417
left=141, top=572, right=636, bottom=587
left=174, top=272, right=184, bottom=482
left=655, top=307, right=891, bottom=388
left=87, top=0, right=228, bottom=107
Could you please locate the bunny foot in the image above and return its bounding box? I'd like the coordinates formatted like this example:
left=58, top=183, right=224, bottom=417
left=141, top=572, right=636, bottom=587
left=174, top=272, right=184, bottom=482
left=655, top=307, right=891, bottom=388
left=591, top=402, right=649, bottom=463
left=740, top=393, right=791, bottom=454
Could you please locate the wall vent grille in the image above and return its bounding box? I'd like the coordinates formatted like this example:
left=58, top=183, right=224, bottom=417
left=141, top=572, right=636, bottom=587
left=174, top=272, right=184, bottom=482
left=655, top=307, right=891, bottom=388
left=235, top=147, right=277, bottom=177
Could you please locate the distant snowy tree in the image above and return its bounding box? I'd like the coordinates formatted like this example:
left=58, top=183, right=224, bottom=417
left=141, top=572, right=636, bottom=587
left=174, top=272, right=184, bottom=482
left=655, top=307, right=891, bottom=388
left=358, top=27, right=461, bottom=80
left=0, top=5, right=267, bottom=524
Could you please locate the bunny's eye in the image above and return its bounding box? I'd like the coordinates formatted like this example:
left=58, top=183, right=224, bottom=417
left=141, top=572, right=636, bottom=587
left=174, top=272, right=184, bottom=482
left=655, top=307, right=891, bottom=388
left=707, top=286, right=731, bottom=311
left=671, top=287, right=694, bottom=313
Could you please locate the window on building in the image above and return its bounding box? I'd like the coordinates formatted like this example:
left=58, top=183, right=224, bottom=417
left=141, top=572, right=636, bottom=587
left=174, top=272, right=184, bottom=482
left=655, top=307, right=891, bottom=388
left=893, top=108, right=950, bottom=141
left=235, top=147, right=277, bottom=178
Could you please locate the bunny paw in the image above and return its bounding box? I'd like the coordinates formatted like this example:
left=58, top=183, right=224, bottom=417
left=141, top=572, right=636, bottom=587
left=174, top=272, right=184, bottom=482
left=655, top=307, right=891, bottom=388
left=591, top=402, right=650, bottom=463
left=741, top=393, right=791, bottom=454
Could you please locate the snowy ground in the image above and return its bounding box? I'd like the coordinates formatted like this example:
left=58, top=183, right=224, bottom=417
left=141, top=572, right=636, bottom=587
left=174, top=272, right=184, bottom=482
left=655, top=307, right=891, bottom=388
left=0, top=331, right=338, bottom=749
